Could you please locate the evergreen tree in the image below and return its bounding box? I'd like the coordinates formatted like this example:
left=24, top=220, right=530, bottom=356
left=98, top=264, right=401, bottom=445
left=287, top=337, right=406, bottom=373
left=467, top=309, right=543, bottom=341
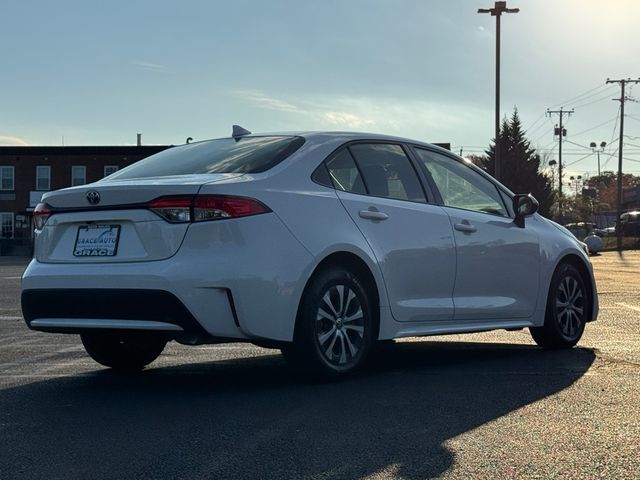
left=481, top=108, right=554, bottom=217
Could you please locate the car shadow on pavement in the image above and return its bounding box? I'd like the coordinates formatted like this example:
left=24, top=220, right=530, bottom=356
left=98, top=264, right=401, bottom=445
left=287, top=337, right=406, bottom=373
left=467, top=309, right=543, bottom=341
left=0, top=340, right=595, bottom=480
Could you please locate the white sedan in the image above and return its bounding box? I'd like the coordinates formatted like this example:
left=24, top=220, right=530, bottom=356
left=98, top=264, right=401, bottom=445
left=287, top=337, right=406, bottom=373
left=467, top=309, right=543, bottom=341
left=21, top=128, right=598, bottom=377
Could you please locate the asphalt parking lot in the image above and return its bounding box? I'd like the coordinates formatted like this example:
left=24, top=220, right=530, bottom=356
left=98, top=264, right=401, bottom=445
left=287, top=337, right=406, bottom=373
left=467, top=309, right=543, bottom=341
left=0, top=253, right=638, bottom=479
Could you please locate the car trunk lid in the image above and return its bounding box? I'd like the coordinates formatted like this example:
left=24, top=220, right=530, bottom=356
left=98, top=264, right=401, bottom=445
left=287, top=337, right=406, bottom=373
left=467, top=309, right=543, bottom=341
left=35, top=174, right=243, bottom=263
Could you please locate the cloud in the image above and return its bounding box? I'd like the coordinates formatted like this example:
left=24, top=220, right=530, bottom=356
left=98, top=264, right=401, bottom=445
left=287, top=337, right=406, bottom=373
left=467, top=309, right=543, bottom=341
left=228, top=88, right=485, bottom=143
left=130, top=60, right=169, bottom=73
left=476, top=25, right=493, bottom=39
left=232, top=89, right=302, bottom=113
left=322, top=111, right=375, bottom=129
left=231, top=89, right=378, bottom=128
left=0, top=135, right=29, bottom=146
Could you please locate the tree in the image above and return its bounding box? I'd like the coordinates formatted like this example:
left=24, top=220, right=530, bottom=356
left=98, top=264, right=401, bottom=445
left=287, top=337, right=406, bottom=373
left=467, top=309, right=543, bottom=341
left=479, top=109, right=554, bottom=217
left=586, top=171, right=640, bottom=211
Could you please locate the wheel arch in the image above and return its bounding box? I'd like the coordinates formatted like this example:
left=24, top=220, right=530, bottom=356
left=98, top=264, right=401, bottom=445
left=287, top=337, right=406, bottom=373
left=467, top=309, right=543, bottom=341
left=554, top=253, right=596, bottom=321
left=296, top=251, right=382, bottom=341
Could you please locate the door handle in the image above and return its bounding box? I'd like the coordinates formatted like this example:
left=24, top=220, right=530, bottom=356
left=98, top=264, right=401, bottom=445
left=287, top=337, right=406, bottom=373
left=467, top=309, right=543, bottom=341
left=359, top=209, right=389, bottom=221
left=454, top=222, right=477, bottom=233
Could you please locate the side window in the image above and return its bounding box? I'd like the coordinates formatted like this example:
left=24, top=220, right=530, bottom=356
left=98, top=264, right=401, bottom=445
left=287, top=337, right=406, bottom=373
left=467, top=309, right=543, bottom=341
left=325, top=149, right=366, bottom=194
left=415, top=148, right=508, bottom=216
left=348, top=143, right=426, bottom=203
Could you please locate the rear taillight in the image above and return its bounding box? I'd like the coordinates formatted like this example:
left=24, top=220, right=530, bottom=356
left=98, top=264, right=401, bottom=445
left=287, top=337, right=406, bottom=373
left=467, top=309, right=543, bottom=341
left=33, top=203, right=52, bottom=230
left=148, top=195, right=270, bottom=223
left=148, top=196, right=192, bottom=223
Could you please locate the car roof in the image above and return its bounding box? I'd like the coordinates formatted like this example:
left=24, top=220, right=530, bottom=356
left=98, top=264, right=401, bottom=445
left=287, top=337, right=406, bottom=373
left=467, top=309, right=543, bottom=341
left=205, top=130, right=450, bottom=154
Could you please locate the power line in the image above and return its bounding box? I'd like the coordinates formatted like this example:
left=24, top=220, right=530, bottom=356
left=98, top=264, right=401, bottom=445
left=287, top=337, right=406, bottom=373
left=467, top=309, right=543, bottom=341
left=607, top=105, right=622, bottom=146
left=547, top=84, right=612, bottom=109
left=563, top=139, right=593, bottom=150
left=569, top=115, right=619, bottom=138
left=572, top=91, right=619, bottom=109
left=523, top=111, right=547, bottom=134
left=529, top=117, right=554, bottom=142
left=565, top=152, right=594, bottom=168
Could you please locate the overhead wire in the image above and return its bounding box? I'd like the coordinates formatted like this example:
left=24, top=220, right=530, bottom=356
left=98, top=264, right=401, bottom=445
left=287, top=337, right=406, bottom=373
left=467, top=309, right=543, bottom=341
left=601, top=147, right=619, bottom=170
left=547, top=84, right=612, bottom=110
left=564, top=140, right=593, bottom=150
left=569, top=115, right=620, bottom=138
left=572, top=90, right=618, bottom=109
left=529, top=116, right=554, bottom=141
left=565, top=152, right=594, bottom=168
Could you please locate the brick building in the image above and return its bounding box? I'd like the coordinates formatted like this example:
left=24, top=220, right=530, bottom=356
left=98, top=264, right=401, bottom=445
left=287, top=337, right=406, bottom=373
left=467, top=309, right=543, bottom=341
left=0, top=145, right=169, bottom=243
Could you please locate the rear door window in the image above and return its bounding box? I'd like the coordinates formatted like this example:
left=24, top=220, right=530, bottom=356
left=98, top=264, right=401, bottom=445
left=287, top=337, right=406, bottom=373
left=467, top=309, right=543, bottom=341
left=348, top=143, right=426, bottom=203
left=325, top=149, right=367, bottom=194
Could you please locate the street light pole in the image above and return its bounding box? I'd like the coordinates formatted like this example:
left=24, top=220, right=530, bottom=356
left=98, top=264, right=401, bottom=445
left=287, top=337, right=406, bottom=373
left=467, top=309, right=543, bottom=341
left=478, top=1, right=519, bottom=182
left=548, top=159, right=557, bottom=191
left=590, top=141, right=606, bottom=178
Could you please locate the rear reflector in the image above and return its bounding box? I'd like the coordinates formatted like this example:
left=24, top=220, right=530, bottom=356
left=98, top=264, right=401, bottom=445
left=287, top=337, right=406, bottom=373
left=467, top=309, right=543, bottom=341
left=148, top=195, right=269, bottom=223
left=33, top=203, right=52, bottom=230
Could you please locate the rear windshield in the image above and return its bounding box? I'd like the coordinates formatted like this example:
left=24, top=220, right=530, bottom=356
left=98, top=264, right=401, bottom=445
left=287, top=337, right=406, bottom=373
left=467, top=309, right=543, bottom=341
left=106, top=136, right=305, bottom=180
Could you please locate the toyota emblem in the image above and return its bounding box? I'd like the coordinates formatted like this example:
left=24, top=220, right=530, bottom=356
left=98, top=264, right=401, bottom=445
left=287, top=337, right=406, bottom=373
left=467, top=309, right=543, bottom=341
left=86, top=190, right=101, bottom=205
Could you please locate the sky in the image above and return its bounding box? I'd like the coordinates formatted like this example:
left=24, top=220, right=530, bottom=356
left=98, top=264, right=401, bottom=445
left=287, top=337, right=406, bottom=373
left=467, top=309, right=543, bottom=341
left=2, top=0, right=640, bottom=178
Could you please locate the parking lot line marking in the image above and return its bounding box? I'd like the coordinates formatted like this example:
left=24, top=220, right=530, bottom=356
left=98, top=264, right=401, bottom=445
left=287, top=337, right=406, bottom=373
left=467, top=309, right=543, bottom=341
left=1, top=276, right=22, bottom=280
left=615, top=302, right=640, bottom=312
left=0, top=316, right=22, bottom=320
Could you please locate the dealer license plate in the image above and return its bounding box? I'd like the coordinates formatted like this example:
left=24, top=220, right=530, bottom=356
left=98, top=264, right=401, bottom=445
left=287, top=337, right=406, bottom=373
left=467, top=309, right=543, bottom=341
left=73, top=224, right=121, bottom=257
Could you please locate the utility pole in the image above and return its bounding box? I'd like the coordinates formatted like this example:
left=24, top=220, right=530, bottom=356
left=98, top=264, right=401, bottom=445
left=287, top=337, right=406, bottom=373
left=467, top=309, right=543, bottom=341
left=478, top=1, right=519, bottom=182
left=547, top=107, right=574, bottom=223
left=606, top=78, right=640, bottom=250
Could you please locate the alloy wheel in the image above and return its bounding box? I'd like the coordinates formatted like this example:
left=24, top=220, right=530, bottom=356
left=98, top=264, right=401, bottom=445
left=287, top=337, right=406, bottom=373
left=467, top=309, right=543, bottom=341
left=315, top=284, right=366, bottom=368
left=555, top=275, right=585, bottom=338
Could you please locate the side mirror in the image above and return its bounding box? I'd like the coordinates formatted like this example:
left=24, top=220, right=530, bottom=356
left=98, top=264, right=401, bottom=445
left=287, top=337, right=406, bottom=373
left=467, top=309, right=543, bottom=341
left=513, top=194, right=539, bottom=228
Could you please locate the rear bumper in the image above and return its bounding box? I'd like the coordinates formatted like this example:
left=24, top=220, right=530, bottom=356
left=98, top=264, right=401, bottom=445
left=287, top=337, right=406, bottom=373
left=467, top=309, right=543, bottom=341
left=21, top=213, right=315, bottom=342
left=22, top=289, right=212, bottom=336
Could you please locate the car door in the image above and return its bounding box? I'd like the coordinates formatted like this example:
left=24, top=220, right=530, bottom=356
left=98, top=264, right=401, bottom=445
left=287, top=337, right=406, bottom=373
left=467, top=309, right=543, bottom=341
left=323, top=143, right=456, bottom=322
left=412, top=147, right=540, bottom=321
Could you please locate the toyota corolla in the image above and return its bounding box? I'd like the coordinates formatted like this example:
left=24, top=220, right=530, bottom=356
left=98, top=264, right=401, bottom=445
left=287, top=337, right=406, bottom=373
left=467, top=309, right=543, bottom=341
left=21, top=128, right=598, bottom=376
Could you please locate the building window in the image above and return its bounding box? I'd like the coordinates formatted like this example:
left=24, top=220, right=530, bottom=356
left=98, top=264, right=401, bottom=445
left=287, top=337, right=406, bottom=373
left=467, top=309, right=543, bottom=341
left=0, top=212, right=14, bottom=238
left=104, top=165, right=119, bottom=177
left=0, top=166, right=15, bottom=191
left=36, top=166, right=51, bottom=191
left=71, top=166, right=86, bottom=186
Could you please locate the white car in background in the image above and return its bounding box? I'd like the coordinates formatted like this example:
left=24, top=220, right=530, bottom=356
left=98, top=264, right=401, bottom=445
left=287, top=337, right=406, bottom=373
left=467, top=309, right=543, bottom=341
left=21, top=128, right=598, bottom=377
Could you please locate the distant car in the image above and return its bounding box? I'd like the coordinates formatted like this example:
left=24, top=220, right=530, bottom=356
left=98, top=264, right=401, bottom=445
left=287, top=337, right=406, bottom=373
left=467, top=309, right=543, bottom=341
left=617, top=211, right=640, bottom=237
left=602, top=227, right=616, bottom=237
left=21, top=130, right=599, bottom=377
left=564, top=222, right=597, bottom=240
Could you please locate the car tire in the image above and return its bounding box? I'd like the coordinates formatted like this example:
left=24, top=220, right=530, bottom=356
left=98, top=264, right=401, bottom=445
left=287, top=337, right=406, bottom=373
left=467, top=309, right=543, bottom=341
left=282, top=267, right=375, bottom=378
left=80, top=332, right=167, bottom=371
left=530, top=263, right=589, bottom=349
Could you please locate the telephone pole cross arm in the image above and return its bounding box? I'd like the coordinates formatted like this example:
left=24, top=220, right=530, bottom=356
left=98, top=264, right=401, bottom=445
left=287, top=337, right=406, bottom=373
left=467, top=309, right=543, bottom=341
left=478, top=1, right=519, bottom=182
left=606, top=77, right=640, bottom=250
